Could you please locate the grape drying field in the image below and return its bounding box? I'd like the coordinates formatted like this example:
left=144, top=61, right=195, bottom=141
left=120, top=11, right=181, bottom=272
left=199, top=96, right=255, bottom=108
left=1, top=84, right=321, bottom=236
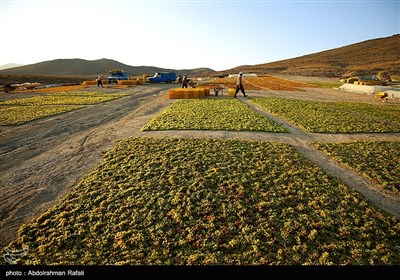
left=1, top=77, right=399, bottom=265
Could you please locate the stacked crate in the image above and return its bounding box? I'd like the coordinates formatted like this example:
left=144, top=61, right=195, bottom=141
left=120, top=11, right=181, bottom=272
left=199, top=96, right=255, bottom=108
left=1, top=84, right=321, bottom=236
left=168, top=88, right=207, bottom=99
left=82, top=80, right=98, bottom=85
left=118, top=80, right=143, bottom=85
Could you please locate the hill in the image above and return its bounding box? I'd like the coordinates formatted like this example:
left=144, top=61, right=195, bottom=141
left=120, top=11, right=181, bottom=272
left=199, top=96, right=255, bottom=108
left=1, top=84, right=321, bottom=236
left=221, top=34, right=400, bottom=78
left=1, top=35, right=399, bottom=80
left=0, top=58, right=215, bottom=77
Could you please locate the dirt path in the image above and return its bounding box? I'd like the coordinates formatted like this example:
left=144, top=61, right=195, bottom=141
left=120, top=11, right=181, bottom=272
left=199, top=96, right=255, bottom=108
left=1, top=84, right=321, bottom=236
left=0, top=84, right=174, bottom=247
left=1, top=84, right=399, bottom=248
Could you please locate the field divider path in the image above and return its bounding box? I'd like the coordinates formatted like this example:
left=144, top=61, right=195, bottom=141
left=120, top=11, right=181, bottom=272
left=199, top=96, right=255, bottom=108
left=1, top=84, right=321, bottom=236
left=0, top=86, right=173, bottom=248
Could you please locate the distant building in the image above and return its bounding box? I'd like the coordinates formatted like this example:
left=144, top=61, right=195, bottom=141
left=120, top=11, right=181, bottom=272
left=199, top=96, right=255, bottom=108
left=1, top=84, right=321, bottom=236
left=228, top=73, right=258, bottom=78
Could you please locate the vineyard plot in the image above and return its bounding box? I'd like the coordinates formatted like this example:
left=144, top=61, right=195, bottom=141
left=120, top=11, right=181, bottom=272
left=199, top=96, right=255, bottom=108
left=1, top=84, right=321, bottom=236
left=249, top=97, right=400, bottom=133
left=0, top=91, right=126, bottom=125
left=313, top=141, right=400, bottom=194
left=6, top=137, right=400, bottom=265
left=142, top=99, right=288, bottom=132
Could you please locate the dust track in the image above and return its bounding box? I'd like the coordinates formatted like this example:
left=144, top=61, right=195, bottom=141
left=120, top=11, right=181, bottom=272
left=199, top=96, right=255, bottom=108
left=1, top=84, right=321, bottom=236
left=0, top=85, right=172, bottom=247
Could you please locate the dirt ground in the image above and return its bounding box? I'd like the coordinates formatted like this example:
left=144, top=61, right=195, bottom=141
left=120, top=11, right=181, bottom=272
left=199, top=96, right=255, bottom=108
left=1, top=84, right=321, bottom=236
left=1, top=79, right=399, bottom=249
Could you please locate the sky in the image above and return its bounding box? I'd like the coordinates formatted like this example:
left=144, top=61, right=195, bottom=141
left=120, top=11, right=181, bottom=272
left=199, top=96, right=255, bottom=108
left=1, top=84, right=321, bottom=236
left=0, top=0, right=399, bottom=71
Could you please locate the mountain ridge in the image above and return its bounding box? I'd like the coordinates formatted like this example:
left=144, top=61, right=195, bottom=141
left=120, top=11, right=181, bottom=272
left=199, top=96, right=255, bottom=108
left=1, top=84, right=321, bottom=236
left=0, top=58, right=215, bottom=77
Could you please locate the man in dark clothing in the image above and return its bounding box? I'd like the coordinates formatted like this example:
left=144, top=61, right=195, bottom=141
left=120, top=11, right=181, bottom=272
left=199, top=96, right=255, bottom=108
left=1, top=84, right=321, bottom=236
left=96, top=76, right=104, bottom=88
left=234, top=72, right=247, bottom=98
left=182, top=74, right=188, bottom=88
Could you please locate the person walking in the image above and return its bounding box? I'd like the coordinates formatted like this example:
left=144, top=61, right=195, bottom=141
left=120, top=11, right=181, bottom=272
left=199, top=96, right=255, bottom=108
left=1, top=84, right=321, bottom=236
left=182, top=74, right=188, bottom=88
left=234, top=72, right=247, bottom=98
left=96, top=75, right=104, bottom=88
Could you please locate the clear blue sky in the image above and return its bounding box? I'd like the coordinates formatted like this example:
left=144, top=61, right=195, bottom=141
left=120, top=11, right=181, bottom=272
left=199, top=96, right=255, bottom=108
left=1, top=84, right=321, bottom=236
left=1, top=0, right=399, bottom=71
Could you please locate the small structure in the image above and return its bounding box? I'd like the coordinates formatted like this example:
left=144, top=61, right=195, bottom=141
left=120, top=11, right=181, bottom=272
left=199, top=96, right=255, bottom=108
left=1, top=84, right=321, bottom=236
left=228, top=73, right=257, bottom=78
left=338, top=83, right=400, bottom=100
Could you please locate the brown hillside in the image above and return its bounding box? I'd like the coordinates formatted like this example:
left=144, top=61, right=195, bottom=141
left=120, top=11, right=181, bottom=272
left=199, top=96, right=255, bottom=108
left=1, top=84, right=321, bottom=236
left=223, top=34, right=400, bottom=78
left=0, top=58, right=215, bottom=78
left=1, top=35, right=398, bottom=80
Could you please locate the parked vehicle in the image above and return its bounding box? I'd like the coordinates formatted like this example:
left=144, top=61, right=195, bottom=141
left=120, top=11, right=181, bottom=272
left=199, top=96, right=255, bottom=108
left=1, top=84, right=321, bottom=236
left=107, top=70, right=129, bottom=84
left=147, top=72, right=177, bottom=83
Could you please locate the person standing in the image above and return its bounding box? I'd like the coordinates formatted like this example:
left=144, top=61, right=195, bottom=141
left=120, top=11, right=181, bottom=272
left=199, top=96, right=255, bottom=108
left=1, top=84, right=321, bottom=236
left=234, top=72, right=247, bottom=98
left=182, top=74, right=188, bottom=88
left=96, top=75, right=104, bottom=88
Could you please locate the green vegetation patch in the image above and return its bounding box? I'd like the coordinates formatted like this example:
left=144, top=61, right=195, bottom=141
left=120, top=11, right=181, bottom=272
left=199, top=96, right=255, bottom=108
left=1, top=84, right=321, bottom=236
left=50, top=91, right=124, bottom=97
left=313, top=141, right=400, bottom=194
left=0, top=105, right=83, bottom=125
left=7, top=137, right=400, bottom=265
left=249, top=97, right=400, bottom=133
left=0, top=91, right=125, bottom=105
left=142, top=99, right=287, bottom=132
left=0, top=91, right=126, bottom=125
